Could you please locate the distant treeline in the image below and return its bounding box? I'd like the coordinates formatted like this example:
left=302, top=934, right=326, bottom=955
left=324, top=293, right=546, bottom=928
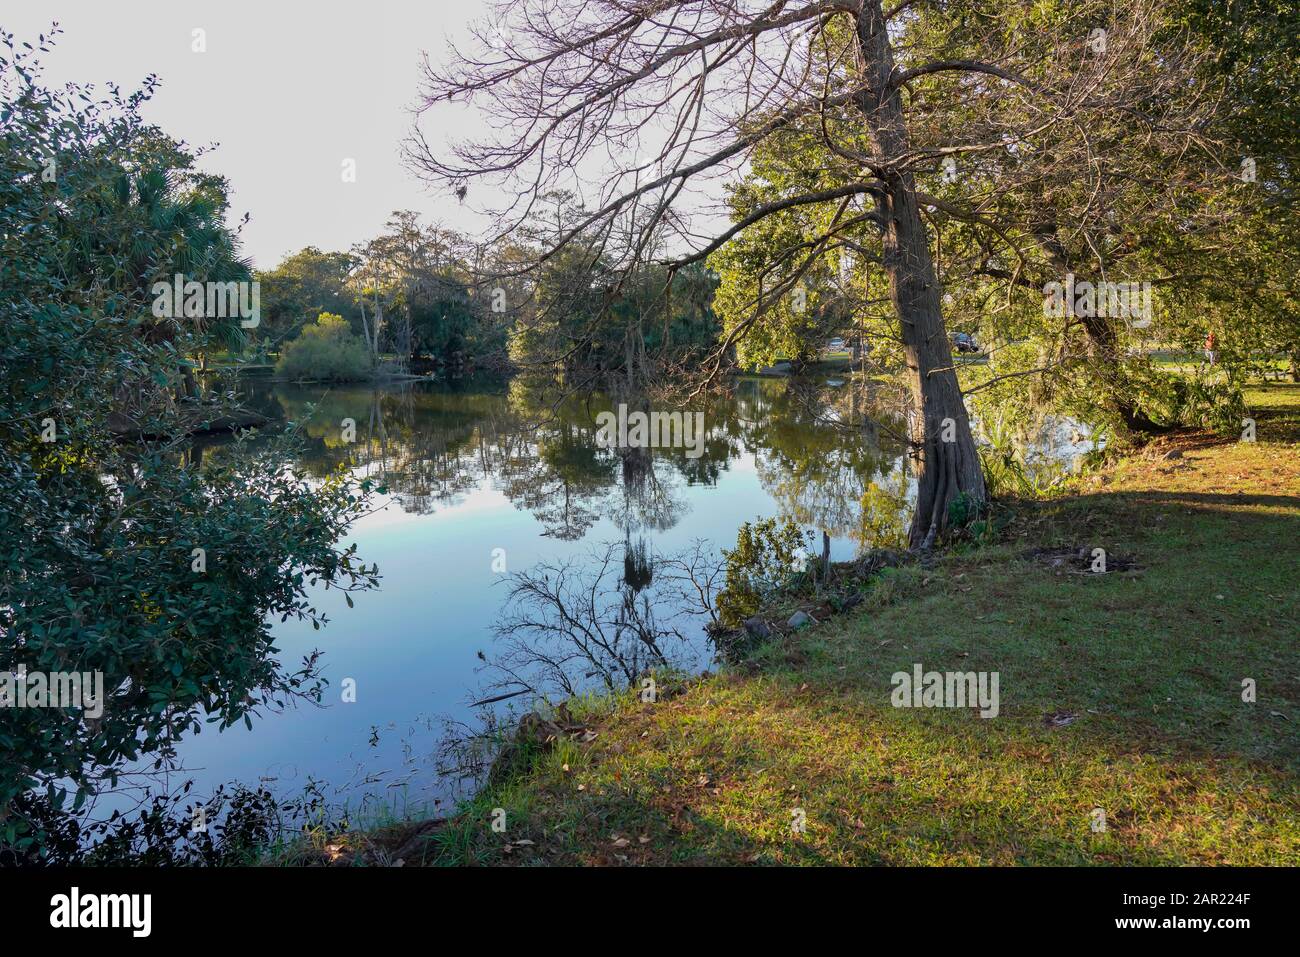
left=255, top=196, right=723, bottom=384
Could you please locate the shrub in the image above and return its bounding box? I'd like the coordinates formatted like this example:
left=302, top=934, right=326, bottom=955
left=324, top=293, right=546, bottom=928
left=276, top=312, right=374, bottom=382
left=715, top=517, right=809, bottom=627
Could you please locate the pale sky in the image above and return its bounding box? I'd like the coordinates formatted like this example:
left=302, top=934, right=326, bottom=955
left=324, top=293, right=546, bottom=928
left=4, top=0, right=495, bottom=269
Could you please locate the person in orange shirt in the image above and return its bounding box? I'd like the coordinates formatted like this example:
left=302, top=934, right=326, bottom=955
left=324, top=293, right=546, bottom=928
left=1205, top=331, right=1217, bottom=367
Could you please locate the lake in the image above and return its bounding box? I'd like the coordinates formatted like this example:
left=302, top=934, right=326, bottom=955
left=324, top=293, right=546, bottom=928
left=109, top=372, right=1091, bottom=824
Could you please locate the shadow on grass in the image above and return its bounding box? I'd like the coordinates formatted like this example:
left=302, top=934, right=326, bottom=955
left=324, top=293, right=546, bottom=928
left=806, top=483, right=1300, bottom=772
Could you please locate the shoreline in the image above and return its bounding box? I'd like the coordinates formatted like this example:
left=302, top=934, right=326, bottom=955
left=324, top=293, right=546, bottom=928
left=280, top=381, right=1300, bottom=866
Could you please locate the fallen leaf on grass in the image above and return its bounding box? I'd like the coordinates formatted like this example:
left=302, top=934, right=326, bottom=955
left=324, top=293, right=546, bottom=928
left=1044, top=711, right=1079, bottom=727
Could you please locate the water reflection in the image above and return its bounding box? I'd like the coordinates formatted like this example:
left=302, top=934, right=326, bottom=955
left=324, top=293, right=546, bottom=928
left=145, top=372, right=1088, bottom=821
left=205, top=373, right=914, bottom=550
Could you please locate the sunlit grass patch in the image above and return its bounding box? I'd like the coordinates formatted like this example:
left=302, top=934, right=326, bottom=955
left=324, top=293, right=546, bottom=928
left=426, top=673, right=1297, bottom=865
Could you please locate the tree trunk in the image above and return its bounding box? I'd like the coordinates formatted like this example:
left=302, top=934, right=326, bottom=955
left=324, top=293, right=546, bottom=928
left=1030, top=222, right=1171, bottom=437
left=179, top=365, right=198, bottom=402
left=855, top=1, right=986, bottom=549
left=358, top=296, right=376, bottom=360
left=1076, top=310, right=1174, bottom=435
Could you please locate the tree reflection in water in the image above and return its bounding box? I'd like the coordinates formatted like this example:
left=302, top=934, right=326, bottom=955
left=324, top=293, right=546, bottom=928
left=201, top=373, right=911, bottom=697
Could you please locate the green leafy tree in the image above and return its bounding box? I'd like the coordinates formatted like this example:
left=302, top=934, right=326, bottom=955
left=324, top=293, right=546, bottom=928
left=0, top=31, right=377, bottom=859
left=256, top=247, right=361, bottom=349
left=507, top=193, right=723, bottom=385
left=276, top=311, right=376, bottom=382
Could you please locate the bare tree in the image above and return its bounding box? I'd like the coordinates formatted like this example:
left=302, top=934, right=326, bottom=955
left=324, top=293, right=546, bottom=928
left=406, top=0, right=1222, bottom=546
left=485, top=543, right=716, bottom=697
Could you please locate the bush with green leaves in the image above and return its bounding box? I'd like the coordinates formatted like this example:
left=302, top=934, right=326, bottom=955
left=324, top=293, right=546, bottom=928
left=276, top=311, right=376, bottom=382
left=715, top=517, right=809, bottom=628
left=0, top=30, right=377, bottom=859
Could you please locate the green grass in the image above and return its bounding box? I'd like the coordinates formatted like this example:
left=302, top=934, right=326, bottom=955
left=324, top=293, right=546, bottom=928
left=1149, top=350, right=1295, bottom=376
left=325, top=383, right=1300, bottom=867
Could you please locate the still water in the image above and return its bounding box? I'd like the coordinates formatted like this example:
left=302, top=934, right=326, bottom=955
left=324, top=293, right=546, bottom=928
left=125, top=374, right=1088, bottom=821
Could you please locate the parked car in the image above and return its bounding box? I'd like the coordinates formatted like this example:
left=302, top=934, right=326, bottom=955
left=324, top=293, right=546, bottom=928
left=825, top=337, right=846, bottom=352
left=952, top=332, right=980, bottom=353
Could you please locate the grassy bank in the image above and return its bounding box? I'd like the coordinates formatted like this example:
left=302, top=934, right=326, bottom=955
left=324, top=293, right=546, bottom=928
left=324, top=383, right=1300, bottom=866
